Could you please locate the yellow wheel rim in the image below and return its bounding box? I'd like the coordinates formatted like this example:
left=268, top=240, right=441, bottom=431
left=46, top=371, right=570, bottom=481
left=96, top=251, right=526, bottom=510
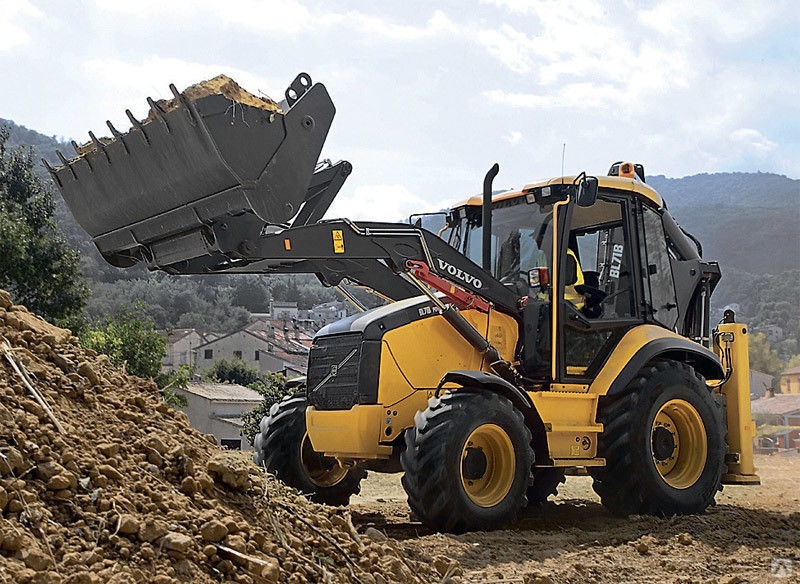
left=651, top=399, right=707, bottom=489
left=300, top=433, right=348, bottom=487
left=460, top=424, right=516, bottom=507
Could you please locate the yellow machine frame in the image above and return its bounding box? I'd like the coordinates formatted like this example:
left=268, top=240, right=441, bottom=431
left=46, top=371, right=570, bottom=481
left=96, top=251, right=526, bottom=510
left=306, top=179, right=759, bottom=483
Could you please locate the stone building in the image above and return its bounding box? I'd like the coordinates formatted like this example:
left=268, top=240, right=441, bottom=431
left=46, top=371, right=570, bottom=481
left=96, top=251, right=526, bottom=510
left=175, top=382, right=262, bottom=450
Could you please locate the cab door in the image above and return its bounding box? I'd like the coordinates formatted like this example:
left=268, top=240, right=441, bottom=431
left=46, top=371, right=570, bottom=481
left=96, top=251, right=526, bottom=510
left=555, top=193, right=643, bottom=383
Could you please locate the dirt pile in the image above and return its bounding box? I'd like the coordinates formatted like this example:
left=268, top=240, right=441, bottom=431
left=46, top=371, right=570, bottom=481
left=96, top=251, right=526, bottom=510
left=0, top=289, right=452, bottom=584
left=155, top=74, right=281, bottom=116
left=75, top=74, right=280, bottom=154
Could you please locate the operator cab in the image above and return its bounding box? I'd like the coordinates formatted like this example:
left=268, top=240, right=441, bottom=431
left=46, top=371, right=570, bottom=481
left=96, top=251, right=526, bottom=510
left=444, top=163, right=711, bottom=384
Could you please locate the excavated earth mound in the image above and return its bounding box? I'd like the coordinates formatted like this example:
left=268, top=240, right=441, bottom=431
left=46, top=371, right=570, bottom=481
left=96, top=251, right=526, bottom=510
left=154, top=74, right=281, bottom=116
left=76, top=74, right=280, bottom=154
left=0, top=289, right=453, bottom=584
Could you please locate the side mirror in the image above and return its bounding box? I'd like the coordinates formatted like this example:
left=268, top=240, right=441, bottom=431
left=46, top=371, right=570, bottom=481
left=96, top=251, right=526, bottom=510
left=528, top=267, right=549, bottom=291
left=576, top=176, right=598, bottom=207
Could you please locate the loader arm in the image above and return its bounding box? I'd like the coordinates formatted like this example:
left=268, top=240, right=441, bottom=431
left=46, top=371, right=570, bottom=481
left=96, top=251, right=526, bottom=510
left=160, top=218, right=520, bottom=313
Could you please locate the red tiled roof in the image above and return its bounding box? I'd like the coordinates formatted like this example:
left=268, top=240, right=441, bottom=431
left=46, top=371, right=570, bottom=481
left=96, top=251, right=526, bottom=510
left=751, top=394, right=800, bottom=416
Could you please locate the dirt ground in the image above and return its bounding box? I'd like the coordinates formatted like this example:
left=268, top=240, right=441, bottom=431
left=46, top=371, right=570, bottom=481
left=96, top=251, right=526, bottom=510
left=350, top=454, right=800, bottom=583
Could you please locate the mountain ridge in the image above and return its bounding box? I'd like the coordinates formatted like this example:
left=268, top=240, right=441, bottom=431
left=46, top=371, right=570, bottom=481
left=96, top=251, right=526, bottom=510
left=2, top=117, right=797, bottom=276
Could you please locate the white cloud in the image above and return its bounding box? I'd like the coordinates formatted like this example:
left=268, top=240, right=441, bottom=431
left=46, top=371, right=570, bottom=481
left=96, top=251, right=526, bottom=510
left=476, top=25, right=534, bottom=73
left=328, top=184, right=437, bottom=222
left=93, top=0, right=457, bottom=40
left=729, top=128, right=778, bottom=157
left=637, top=0, right=789, bottom=42
left=0, top=0, right=41, bottom=51
left=348, top=10, right=458, bottom=41
left=485, top=83, right=627, bottom=110
left=504, top=130, right=522, bottom=145
left=80, top=56, right=283, bottom=136
left=92, top=0, right=341, bottom=33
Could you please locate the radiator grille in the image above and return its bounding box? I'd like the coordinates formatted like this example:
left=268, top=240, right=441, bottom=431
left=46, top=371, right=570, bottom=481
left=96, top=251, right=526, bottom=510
left=307, top=334, right=362, bottom=410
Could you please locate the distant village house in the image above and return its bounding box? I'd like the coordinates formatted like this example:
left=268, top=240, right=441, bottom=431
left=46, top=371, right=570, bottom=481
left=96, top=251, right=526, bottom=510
left=751, top=393, right=800, bottom=452
left=175, top=382, right=261, bottom=450
left=779, top=366, right=800, bottom=394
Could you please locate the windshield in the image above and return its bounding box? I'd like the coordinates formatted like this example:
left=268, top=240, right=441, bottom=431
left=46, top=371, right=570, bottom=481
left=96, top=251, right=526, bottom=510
left=459, top=197, right=555, bottom=290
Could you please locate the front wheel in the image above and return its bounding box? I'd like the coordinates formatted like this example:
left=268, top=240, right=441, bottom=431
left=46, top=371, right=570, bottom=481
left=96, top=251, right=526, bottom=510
left=401, top=392, right=534, bottom=533
left=253, top=395, right=366, bottom=506
left=590, top=361, right=725, bottom=516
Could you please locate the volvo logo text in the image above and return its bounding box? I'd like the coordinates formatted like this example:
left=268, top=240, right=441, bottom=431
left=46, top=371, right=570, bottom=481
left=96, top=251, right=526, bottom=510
left=436, top=259, right=483, bottom=289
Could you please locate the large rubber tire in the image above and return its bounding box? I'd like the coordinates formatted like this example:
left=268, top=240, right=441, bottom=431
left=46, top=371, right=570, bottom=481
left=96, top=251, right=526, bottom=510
left=401, top=392, right=534, bottom=533
left=253, top=395, right=366, bottom=506
left=526, top=468, right=566, bottom=507
left=590, top=361, right=725, bottom=516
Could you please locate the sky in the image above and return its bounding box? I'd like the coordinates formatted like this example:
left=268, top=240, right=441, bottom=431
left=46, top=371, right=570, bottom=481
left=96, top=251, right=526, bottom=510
left=1, top=0, right=798, bottom=220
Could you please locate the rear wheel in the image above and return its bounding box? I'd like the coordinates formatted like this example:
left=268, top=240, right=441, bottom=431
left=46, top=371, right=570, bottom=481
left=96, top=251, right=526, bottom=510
left=590, top=361, right=725, bottom=516
left=254, top=395, right=366, bottom=506
left=401, top=392, right=534, bottom=533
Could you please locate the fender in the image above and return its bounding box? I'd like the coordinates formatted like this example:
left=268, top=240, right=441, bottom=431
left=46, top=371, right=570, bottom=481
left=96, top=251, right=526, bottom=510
left=603, top=336, right=724, bottom=397
left=439, top=370, right=549, bottom=462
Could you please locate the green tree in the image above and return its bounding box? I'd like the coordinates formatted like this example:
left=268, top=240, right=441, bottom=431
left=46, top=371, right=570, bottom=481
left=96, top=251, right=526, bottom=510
left=202, top=357, right=263, bottom=386
left=80, top=302, right=167, bottom=379
left=155, top=364, right=191, bottom=408
left=748, top=332, right=784, bottom=382
left=0, top=127, right=87, bottom=329
left=240, top=373, right=292, bottom=445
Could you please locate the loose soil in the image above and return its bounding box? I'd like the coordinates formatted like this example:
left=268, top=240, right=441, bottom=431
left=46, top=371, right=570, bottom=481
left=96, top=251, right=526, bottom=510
left=0, top=289, right=449, bottom=584
left=152, top=74, right=280, bottom=118
left=75, top=74, right=280, bottom=155
left=351, top=457, right=800, bottom=583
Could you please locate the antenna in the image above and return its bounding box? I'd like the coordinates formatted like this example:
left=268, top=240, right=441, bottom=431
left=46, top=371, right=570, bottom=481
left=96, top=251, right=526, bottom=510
left=561, top=142, right=566, bottom=184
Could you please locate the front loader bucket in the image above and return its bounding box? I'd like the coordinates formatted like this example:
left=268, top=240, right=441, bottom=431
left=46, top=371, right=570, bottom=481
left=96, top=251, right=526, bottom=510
left=47, top=73, right=335, bottom=267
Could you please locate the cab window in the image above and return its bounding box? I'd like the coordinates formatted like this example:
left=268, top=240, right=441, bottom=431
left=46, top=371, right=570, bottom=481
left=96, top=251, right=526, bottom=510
left=640, top=206, right=679, bottom=329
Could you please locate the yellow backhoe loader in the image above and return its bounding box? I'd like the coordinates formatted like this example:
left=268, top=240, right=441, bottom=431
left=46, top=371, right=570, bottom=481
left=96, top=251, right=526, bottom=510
left=49, top=73, right=760, bottom=533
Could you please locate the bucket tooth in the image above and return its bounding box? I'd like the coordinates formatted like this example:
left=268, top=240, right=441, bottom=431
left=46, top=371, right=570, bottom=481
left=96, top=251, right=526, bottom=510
left=106, top=121, right=129, bottom=154
left=55, top=150, right=77, bottom=179
left=42, top=158, right=61, bottom=187
left=125, top=109, right=150, bottom=144
left=168, top=83, right=197, bottom=126
left=89, top=131, right=110, bottom=163
left=147, top=97, right=170, bottom=132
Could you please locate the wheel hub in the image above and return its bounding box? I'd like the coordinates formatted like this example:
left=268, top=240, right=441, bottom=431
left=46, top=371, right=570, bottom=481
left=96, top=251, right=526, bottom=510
left=459, top=424, right=516, bottom=508
left=462, top=446, right=488, bottom=480
left=651, top=426, right=676, bottom=461
left=651, top=399, right=707, bottom=490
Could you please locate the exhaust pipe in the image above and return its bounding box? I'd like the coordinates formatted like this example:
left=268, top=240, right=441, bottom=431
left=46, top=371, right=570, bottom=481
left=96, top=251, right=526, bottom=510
left=482, top=163, right=499, bottom=273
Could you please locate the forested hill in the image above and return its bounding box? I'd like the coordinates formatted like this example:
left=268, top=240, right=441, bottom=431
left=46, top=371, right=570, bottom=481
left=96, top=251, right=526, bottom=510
left=648, top=173, right=799, bottom=275
left=2, top=117, right=797, bottom=352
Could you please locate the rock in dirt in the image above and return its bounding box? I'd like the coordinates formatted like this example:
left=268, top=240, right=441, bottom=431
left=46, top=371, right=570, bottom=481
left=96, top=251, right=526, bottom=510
left=139, top=519, right=168, bottom=543
left=77, top=361, right=101, bottom=385
left=117, top=514, right=140, bottom=536
left=365, top=526, right=387, bottom=543
left=162, top=532, right=193, bottom=554
left=207, top=452, right=250, bottom=489
left=200, top=519, right=228, bottom=543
